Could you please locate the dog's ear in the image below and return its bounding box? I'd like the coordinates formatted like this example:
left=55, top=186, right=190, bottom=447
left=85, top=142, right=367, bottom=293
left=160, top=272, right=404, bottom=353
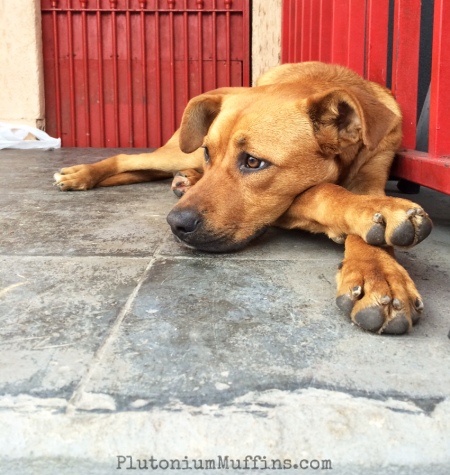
left=179, top=88, right=238, bottom=153
left=306, top=87, right=398, bottom=154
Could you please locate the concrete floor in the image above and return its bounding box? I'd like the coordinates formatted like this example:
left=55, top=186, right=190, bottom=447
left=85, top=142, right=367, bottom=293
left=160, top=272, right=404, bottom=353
left=1, top=148, right=450, bottom=475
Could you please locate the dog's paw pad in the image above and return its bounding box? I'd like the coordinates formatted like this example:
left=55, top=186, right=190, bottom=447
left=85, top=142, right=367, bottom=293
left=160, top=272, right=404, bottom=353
left=336, top=294, right=354, bottom=316
left=173, top=189, right=185, bottom=198
left=354, top=306, right=385, bottom=332
left=390, top=220, right=415, bottom=247
left=366, top=223, right=386, bottom=245
left=382, top=314, right=410, bottom=334
left=417, top=217, right=432, bottom=243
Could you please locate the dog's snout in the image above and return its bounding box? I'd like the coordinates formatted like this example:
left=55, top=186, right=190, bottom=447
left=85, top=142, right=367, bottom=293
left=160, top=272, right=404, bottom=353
left=167, top=208, right=202, bottom=238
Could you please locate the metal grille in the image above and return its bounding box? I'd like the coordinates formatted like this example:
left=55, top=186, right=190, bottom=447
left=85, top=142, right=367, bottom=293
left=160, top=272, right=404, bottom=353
left=41, top=0, right=250, bottom=148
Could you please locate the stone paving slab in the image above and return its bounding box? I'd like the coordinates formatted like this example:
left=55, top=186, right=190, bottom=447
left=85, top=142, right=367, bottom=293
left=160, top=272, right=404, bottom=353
left=0, top=256, right=149, bottom=398
left=84, top=256, right=450, bottom=410
left=0, top=193, right=170, bottom=257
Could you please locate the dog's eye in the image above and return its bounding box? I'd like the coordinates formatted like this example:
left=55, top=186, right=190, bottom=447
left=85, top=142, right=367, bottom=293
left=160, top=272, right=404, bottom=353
left=245, top=156, right=264, bottom=169
left=204, top=147, right=210, bottom=163
left=238, top=152, right=270, bottom=173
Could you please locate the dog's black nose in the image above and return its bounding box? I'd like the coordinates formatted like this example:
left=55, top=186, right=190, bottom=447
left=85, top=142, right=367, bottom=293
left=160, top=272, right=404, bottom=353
left=167, top=208, right=202, bottom=238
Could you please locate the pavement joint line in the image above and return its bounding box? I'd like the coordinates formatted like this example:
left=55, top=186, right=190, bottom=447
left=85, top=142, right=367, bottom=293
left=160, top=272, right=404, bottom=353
left=0, top=254, right=342, bottom=261
left=64, top=230, right=171, bottom=416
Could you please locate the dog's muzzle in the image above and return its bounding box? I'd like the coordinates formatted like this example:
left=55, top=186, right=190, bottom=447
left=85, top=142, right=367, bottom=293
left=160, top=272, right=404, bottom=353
left=166, top=207, right=267, bottom=252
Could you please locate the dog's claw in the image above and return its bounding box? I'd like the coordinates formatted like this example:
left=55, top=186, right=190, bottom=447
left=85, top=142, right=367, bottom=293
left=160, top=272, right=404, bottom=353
left=352, top=286, right=362, bottom=297
left=373, top=213, right=384, bottom=223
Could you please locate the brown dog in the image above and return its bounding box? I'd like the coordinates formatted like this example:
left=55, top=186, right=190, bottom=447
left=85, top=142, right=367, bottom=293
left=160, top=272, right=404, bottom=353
left=53, top=61, right=432, bottom=335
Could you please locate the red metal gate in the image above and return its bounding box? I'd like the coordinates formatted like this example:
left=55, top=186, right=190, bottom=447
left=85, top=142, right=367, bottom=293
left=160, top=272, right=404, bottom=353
left=282, top=0, right=450, bottom=195
left=41, top=0, right=250, bottom=148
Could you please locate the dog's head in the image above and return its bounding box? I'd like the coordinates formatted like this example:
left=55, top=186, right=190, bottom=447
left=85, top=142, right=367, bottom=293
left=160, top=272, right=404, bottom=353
left=167, top=83, right=397, bottom=252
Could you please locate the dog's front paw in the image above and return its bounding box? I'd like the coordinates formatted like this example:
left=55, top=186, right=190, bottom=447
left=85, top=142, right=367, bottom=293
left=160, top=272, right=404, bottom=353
left=171, top=169, right=203, bottom=198
left=356, top=197, right=432, bottom=249
left=53, top=165, right=97, bottom=191
left=335, top=245, right=423, bottom=335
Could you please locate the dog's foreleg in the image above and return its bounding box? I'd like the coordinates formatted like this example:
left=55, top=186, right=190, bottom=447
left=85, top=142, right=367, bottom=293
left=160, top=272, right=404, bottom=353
left=53, top=130, right=204, bottom=191
left=274, top=183, right=432, bottom=250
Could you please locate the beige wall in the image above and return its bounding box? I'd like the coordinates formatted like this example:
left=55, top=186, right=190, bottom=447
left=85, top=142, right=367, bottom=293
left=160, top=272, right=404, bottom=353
left=0, top=0, right=45, bottom=129
left=252, top=0, right=283, bottom=85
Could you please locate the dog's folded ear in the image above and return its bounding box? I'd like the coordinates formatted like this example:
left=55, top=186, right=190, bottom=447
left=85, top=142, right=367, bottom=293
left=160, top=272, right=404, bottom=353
left=179, top=88, right=237, bottom=153
left=306, top=86, right=398, bottom=154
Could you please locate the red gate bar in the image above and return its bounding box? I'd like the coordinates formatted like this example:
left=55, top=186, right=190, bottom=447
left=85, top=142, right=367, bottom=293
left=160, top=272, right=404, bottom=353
left=364, top=0, right=389, bottom=86
left=41, top=0, right=250, bottom=148
left=67, top=0, right=77, bottom=145
left=140, top=0, right=148, bottom=147
left=51, top=2, right=62, bottom=139
left=96, top=0, right=106, bottom=146
left=282, top=0, right=450, bottom=195
left=428, top=0, right=450, bottom=158
left=81, top=0, right=91, bottom=146
left=391, top=0, right=421, bottom=149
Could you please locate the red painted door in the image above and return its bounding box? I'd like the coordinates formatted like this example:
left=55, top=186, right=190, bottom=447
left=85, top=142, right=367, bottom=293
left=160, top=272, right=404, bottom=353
left=41, top=0, right=250, bottom=148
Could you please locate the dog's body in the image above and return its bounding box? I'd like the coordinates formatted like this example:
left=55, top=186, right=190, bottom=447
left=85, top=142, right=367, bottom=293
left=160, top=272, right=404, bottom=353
left=53, top=62, right=432, bottom=335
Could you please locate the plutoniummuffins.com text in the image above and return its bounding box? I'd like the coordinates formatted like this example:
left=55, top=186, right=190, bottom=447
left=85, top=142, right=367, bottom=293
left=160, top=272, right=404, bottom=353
left=116, top=455, right=333, bottom=470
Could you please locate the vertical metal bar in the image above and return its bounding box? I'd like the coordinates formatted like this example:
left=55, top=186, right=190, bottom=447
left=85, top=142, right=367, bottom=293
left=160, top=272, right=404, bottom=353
left=197, top=1, right=203, bottom=93
left=51, top=1, right=62, bottom=139
left=318, top=0, right=323, bottom=61
left=281, top=0, right=290, bottom=64
left=140, top=1, right=148, bottom=147
left=310, top=0, right=320, bottom=60
left=183, top=0, right=190, bottom=104
left=347, top=0, right=365, bottom=76
left=294, top=0, right=302, bottom=62
left=331, top=0, right=349, bottom=66
left=302, top=0, right=311, bottom=62
left=126, top=0, right=134, bottom=147
left=289, top=0, right=296, bottom=62
left=155, top=4, right=162, bottom=147
left=96, top=0, right=105, bottom=147
left=168, top=0, right=176, bottom=134
left=320, top=0, right=333, bottom=63
left=365, top=0, right=389, bottom=85
left=66, top=5, right=76, bottom=145
left=242, top=0, right=250, bottom=86
left=225, top=0, right=231, bottom=86
left=212, top=0, right=217, bottom=89
left=80, top=0, right=91, bottom=146
left=110, top=0, right=119, bottom=147
left=391, top=0, right=421, bottom=149
left=429, top=0, right=450, bottom=157
left=67, top=0, right=77, bottom=146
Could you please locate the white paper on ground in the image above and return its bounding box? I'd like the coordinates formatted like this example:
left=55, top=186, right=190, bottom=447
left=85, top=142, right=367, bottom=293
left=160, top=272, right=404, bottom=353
left=0, top=122, right=61, bottom=150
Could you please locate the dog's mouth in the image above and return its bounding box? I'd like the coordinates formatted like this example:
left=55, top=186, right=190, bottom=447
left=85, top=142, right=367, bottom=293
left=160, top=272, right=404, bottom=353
left=172, top=226, right=268, bottom=253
